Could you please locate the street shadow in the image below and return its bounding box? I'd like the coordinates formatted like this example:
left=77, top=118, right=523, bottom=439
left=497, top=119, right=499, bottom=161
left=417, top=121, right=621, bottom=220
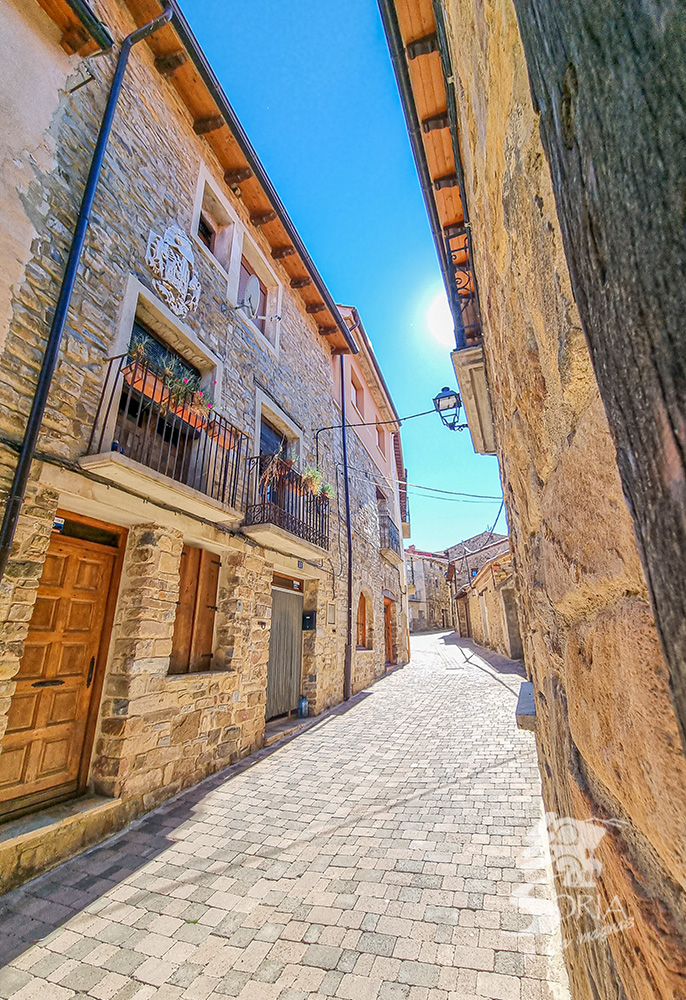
left=0, top=689, right=375, bottom=969
left=441, top=633, right=527, bottom=679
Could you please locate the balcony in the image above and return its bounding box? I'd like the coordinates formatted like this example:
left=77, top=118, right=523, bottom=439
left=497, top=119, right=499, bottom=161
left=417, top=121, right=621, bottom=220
left=380, top=514, right=403, bottom=566
left=83, top=354, right=249, bottom=524
left=243, top=455, right=330, bottom=557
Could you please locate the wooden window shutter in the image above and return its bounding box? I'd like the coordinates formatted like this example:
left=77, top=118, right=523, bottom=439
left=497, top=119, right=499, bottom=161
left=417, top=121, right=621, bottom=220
left=190, top=550, right=220, bottom=671
left=356, top=594, right=366, bottom=649
left=169, top=545, right=220, bottom=675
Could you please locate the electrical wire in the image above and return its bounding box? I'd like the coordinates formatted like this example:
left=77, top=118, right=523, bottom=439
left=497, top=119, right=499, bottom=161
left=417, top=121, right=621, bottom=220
left=337, top=461, right=502, bottom=501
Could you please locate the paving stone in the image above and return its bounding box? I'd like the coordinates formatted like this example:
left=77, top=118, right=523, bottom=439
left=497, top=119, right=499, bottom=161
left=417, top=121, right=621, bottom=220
left=302, top=944, right=343, bottom=970
left=358, top=932, right=397, bottom=957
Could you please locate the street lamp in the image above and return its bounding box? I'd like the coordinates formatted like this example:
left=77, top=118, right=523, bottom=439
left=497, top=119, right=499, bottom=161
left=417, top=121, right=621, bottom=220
left=432, top=386, right=467, bottom=431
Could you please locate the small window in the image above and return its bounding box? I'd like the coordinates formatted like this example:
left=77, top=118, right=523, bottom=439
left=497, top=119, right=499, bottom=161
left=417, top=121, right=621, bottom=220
left=376, top=422, right=385, bottom=455
left=351, top=371, right=364, bottom=415
left=356, top=593, right=367, bottom=649
left=196, top=183, right=234, bottom=271
left=197, top=213, right=216, bottom=251
left=169, top=544, right=221, bottom=674
left=238, top=256, right=268, bottom=335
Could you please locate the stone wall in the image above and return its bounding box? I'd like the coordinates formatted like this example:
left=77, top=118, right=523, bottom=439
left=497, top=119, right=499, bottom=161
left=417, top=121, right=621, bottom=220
left=441, top=0, right=686, bottom=996
left=90, top=524, right=273, bottom=813
left=466, top=571, right=509, bottom=658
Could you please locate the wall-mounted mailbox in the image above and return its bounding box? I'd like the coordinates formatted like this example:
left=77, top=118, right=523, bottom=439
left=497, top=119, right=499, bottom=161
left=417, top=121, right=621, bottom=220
left=302, top=611, right=316, bottom=631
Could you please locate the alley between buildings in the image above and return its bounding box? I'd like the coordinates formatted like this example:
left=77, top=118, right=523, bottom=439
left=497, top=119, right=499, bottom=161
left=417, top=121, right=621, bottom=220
left=0, top=634, right=569, bottom=1000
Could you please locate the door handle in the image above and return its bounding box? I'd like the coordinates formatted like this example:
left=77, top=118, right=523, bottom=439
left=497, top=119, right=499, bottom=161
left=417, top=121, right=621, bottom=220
left=32, top=679, right=65, bottom=688
left=86, top=656, right=95, bottom=688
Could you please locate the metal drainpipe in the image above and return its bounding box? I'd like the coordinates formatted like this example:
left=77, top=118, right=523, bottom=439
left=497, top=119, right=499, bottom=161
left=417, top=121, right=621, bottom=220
left=65, top=0, right=115, bottom=51
left=340, top=354, right=354, bottom=702
left=0, top=7, right=173, bottom=585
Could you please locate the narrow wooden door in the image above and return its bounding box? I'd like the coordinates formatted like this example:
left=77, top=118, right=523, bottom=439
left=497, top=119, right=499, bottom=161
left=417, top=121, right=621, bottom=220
left=384, top=597, right=395, bottom=664
left=0, top=535, right=117, bottom=815
left=266, top=589, right=303, bottom=720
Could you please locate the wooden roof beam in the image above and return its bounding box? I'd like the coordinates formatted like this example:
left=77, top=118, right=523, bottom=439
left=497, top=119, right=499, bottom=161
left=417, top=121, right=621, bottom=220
left=250, top=211, right=277, bottom=227
left=318, top=325, right=338, bottom=336
left=306, top=302, right=326, bottom=314
left=224, top=167, right=253, bottom=184
left=290, top=277, right=312, bottom=289
left=434, top=173, right=460, bottom=190
left=272, top=246, right=296, bottom=259
left=193, top=114, right=225, bottom=135
left=406, top=33, right=438, bottom=59
left=155, top=50, right=187, bottom=77
left=422, top=112, right=450, bottom=133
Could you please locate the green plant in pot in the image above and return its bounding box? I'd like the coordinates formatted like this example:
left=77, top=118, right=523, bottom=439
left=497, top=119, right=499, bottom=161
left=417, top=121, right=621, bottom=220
left=301, top=465, right=324, bottom=495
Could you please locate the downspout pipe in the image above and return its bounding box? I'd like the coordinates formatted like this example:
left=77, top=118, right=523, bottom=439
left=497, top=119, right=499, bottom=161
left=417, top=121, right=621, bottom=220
left=0, top=7, right=173, bottom=585
left=377, top=0, right=466, bottom=349
left=65, top=0, right=115, bottom=51
left=339, top=354, right=354, bottom=702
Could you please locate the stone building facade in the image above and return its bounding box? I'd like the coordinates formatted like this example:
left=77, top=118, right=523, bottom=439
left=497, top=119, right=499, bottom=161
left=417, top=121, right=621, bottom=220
left=444, top=530, right=509, bottom=586
left=405, top=546, right=452, bottom=632
left=0, top=0, right=408, bottom=890
left=452, top=551, right=523, bottom=660
left=382, top=1, right=686, bottom=998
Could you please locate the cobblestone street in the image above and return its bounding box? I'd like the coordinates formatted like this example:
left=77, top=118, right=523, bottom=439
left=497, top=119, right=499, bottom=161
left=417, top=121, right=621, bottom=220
left=0, top=633, right=569, bottom=1000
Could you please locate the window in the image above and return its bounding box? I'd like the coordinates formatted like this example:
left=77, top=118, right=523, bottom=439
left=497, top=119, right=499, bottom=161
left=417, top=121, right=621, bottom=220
left=169, top=544, right=221, bottom=674
left=238, top=256, right=268, bottom=335
left=376, top=422, right=385, bottom=455
left=351, top=370, right=364, bottom=415
left=128, top=319, right=199, bottom=383
left=195, top=182, right=235, bottom=272
left=197, top=213, right=216, bottom=251
left=356, top=593, right=367, bottom=649
left=260, top=416, right=287, bottom=458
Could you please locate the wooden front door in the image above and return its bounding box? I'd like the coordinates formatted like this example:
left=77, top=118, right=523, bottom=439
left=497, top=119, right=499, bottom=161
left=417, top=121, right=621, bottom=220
left=0, top=520, right=123, bottom=818
left=266, top=589, right=303, bottom=720
left=384, top=597, right=395, bottom=665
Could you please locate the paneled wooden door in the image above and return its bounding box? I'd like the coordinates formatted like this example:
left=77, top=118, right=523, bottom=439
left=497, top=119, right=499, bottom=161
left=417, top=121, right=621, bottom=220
left=0, top=522, right=123, bottom=818
left=266, top=589, right=303, bottom=720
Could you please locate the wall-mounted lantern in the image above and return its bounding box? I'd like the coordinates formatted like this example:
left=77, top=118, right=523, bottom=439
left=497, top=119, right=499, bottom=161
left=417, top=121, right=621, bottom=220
left=432, top=386, right=467, bottom=431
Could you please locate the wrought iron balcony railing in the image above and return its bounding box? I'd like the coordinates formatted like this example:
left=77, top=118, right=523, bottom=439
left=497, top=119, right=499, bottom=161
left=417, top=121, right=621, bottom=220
left=245, top=455, right=330, bottom=550
left=380, top=513, right=401, bottom=557
left=88, top=354, right=249, bottom=511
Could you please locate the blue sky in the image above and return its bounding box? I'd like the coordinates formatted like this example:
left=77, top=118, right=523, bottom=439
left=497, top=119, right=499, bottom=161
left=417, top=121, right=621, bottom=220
left=182, top=0, right=504, bottom=551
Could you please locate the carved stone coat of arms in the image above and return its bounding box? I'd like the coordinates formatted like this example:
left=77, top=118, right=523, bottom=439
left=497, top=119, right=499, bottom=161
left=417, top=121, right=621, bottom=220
left=145, top=224, right=201, bottom=318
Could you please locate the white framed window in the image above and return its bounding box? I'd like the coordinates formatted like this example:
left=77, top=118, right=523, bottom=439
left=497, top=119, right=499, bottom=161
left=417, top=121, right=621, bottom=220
left=376, top=421, right=386, bottom=455
left=254, top=388, right=301, bottom=462
left=236, top=231, right=282, bottom=353
left=351, top=369, right=364, bottom=416
left=190, top=168, right=240, bottom=284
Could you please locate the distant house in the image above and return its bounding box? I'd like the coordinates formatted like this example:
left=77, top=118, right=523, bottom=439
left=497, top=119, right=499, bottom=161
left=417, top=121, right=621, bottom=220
left=405, top=546, right=452, bottom=632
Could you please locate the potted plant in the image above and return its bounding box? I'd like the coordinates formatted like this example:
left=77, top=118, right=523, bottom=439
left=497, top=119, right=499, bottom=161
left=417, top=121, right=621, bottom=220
left=301, top=465, right=324, bottom=495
